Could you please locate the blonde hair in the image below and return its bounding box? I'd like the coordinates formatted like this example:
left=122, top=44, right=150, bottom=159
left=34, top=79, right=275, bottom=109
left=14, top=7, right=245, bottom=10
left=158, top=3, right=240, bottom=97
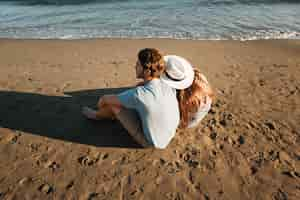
left=177, top=68, right=213, bottom=128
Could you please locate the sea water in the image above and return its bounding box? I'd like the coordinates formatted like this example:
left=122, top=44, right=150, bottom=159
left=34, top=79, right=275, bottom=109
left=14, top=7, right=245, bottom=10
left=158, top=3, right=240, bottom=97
left=0, top=0, right=299, bottom=40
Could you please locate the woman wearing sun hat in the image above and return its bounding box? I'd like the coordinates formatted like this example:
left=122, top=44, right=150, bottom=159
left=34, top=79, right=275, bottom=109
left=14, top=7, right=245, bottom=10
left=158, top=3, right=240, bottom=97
left=162, top=55, right=213, bottom=129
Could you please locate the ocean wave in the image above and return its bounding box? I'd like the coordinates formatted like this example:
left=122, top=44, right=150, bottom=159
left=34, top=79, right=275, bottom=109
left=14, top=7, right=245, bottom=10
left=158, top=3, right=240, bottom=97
left=1, top=27, right=299, bottom=41
left=1, top=0, right=299, bottom=41
left=0, top=0, right=129, bottom=6
left=231, top=30, right=300, bottom=40
left=1, top=0, right=300, bottom=6
left=193, top=0, right=300, bottom=7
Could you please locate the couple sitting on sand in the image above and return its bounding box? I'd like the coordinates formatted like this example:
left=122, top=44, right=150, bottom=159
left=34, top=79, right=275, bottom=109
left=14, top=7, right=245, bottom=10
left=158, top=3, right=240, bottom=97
left=82, top=48, right=213, bottom=149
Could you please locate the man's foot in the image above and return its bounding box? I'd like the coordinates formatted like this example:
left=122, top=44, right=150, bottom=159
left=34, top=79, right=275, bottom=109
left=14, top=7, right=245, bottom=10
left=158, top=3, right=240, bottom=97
left=82, top=106, right=98, bottom=120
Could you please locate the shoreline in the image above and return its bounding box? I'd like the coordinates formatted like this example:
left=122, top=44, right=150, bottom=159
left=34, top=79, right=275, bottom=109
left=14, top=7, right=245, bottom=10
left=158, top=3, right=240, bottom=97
left=1, top=37, right=300, bottom=41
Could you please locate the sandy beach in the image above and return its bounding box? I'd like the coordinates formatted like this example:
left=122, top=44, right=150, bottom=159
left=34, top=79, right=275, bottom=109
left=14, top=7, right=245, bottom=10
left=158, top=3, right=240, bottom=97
left=0, top=39, right=300, bottom=199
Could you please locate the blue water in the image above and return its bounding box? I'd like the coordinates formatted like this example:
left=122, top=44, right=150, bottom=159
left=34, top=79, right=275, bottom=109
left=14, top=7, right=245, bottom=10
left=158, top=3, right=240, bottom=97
left=0, top=0, right=300, bottom=40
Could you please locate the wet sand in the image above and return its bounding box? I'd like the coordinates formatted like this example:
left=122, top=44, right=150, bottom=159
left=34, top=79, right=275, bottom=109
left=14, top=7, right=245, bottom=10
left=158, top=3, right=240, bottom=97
left=0, top=39, right=300, bottom=199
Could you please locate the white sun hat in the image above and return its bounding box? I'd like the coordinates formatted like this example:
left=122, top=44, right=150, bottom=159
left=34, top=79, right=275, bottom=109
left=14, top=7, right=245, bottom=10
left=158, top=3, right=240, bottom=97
left=161, top=55, right=195, bottom=90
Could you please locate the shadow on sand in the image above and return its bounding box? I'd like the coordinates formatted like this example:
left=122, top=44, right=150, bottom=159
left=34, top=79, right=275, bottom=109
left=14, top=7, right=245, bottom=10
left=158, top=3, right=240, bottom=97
left=0, top=87, right=142, bottom=148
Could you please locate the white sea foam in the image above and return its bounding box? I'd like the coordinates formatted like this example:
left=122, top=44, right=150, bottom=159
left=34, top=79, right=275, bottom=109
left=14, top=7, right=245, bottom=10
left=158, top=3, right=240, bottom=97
left=4, top=29, right=300, bottom=41
left=233, top=30, right=300, bottom=41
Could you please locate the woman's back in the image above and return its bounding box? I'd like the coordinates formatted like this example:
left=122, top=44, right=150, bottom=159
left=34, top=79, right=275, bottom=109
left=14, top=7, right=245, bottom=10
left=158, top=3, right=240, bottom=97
left=177, top=68, right=213, bottom=128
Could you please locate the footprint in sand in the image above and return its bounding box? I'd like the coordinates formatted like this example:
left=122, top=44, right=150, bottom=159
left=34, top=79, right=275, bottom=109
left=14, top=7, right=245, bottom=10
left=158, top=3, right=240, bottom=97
left=152, top=158, right=166, bottom=168
left=4, top=131, right=22, bottom=144
left=66, top=180, right=74, bottom=190
left=19, top=177, right=32, bottom=186
left=165, top=160, right=182, bottom=174
left=87, top=192, right=99, bottom=200
left=38, top=183, right=53, bottom=194
left=282, top=170, right=300, bottom=179
left=45, top=161, right=60, bottom=171
left=219, top=112, right=234, bottom=128
left=279, top=151, right=294, bottom=167
left=273, top=189, right=288, bottom=200
left=258, top=79, right=266, bottom=86
left=9, top=135, right=19, bottom=144
left=78, top=155, right=97, bottom=166
left=249, top=152, right=265, bottom=174
left=165, top=192, right=185, bottom=200
left=188, top=170, right=195, bottom=185
left=237, top=135, right=245, bottom=145
left=102, top=153, right=109, bottom=160
left=181, top=150, right=201, bottom=169
left=264, top=120, right=276, bottom=130
left=77, top=153, right=105, bottom=166
left=210, top=132, right=218, bottom=140
left=246, top=120, right=257, bottom=129
left=208, top=107, right=217, bottom=115
left=272, top=64, right=288, bottom=68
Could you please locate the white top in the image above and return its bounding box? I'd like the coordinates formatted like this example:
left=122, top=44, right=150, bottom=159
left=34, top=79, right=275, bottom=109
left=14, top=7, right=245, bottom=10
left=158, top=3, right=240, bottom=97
left=187, top=96, right=212, bottom=128
left=117, top=78, right=180, bottom=149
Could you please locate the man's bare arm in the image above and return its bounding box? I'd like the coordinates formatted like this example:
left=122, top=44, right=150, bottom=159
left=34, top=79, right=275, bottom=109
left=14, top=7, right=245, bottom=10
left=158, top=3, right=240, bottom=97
left=97, top=95, right=122, bottom=108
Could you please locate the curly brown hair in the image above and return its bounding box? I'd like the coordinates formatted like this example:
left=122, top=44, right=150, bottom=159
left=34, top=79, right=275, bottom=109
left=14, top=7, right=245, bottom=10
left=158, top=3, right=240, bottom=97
left=177, top=68, right=214, bottom=128
left=138, top=48, right=165, bottom=78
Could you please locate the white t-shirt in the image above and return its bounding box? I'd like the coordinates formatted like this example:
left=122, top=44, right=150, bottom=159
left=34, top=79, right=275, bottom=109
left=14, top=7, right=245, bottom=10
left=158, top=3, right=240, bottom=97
left=117, top=78, right=180, bottom=149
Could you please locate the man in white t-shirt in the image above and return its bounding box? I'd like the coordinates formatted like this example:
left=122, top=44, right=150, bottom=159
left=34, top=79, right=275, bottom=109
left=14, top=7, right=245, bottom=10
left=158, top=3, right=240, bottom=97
left=82, top=49, right=194, bottom=149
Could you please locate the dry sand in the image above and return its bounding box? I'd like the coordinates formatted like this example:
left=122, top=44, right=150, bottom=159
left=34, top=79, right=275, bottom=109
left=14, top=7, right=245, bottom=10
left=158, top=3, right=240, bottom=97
left=0, top=39, right=300, bottom=200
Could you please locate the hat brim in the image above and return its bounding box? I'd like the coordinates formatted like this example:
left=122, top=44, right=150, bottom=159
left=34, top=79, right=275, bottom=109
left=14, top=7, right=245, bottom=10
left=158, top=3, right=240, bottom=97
left=161, top=55, right=195, bottom=90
